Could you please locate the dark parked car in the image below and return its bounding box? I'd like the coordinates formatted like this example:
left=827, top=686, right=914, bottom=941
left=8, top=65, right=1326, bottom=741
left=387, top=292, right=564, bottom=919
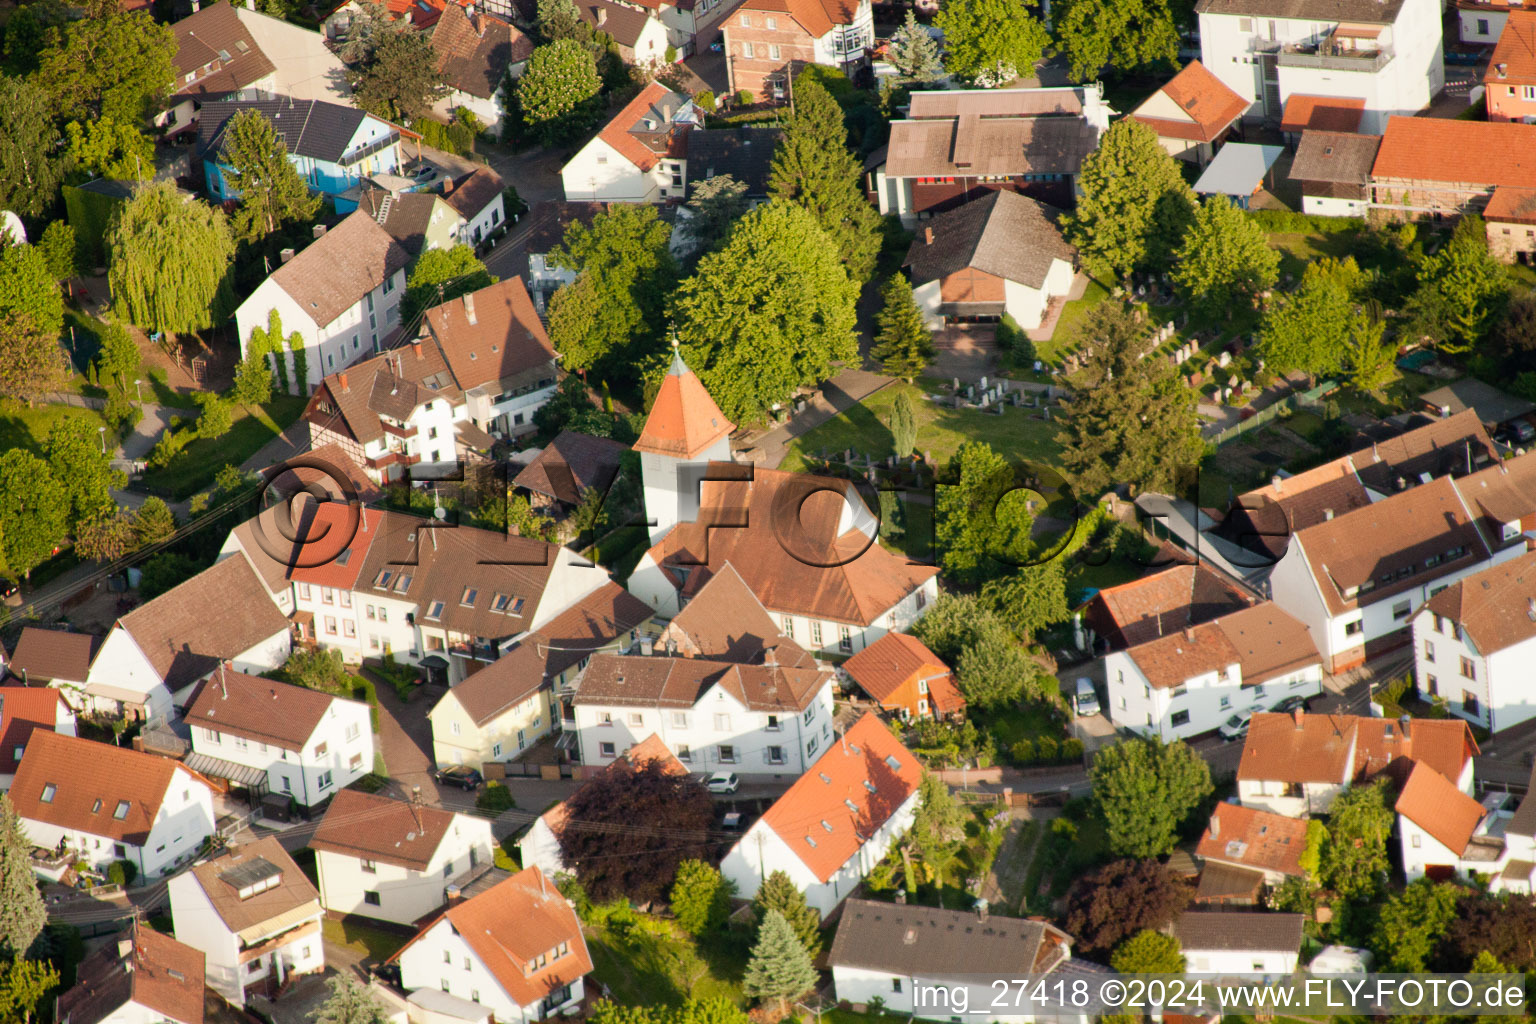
left=1500, top=419, right=1536, bottom=447
left=435, top=765, right=483, bottom=790
left=0, top=578, right=17, bottom=603
left=1271, top=695, right=1309, bottom=715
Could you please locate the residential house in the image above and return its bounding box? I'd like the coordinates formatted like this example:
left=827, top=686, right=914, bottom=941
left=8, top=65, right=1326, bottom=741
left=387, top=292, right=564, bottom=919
left=1484, top=185, right=1536, bottom=262
left=259, top=442, right=386, bottom=506
left=234, top=210, right=411, bottom=395
left=576, top=0, right=672, bottom=64
left=394, top=866, right=592, bottom=1024
left=654, top=561, right=819, bottom=666
left=10, top=731, right=217, bottom=880
left=55, top=922, right=205, bottom=1024
left=1172, top=912, right=1305, bottom=977
left=682, top=125, right=780, bottom=196
left=160, top=3, right=276, bottom=135
left=1461, top=0, right=1520, bottom=43
left=1080, top=560, right=1255, bottom=654
left=560, top=83, right=700, bottom=201
left=1370, top=116, right=1536, bottom=218
left=829, top=900, right=1080, bottom=1022
left=86, top=554, right=292, bottom=717
left=443, top=166, right=510, bottom=245
left=840, top=632, right=962, bottom=721
left=310, top=789, right=496, bottom=924
left=1129, top=59, right=1248, bottom=165
left=722, top=0, right=873, bottom=99
left=167, top=839, right=324, bottom=1007
left=1193, top=0, right=1444, bottom=134
left=10, top=626, right=97, bottom=699
left=1290, top=130, right=1380, bottom=216
left=0, top=687, right=76, bottom=792
left=198, top=99, right=412, bottom=205
left=719, top=712, right=923, bottom=918
left=522, top=202, right=607, bottom=313
left=869, top=87, right=1113, bottom=223
left=1279, top=94, right=1365, bottom=144
left=184, top=665, right=373, bottom=808
left=356, top=187, right=467, bottom=256
left=1412, top=550, right=1536, bottom=732
left=325, top=0, right=468, bottom=36
left=428, top=582, right=654, bottom=768
left=234, top=6, right=352, bottom=101
left=627, top=351, right=940, bottom=655
left=518, top=733, right=684, bottom=877
left=1236, top=710, right=1477, bottom=816
left=632, top=0, right=742, bottom=54
left=430, top=4, right=533, bottom=132
left=1486, top=12, right=1536, bottom=122
left=1105, top=603, right=1323, bottom=742
left=1194, top=802, right=1308, bottom=896
left=1421, top=379, right=1536, bottom=434
left=1395, top=760, right=1510, bottom=882
left=902, top=190, right=1077, bottom=332
left=513, top=431, right=629, bottom=513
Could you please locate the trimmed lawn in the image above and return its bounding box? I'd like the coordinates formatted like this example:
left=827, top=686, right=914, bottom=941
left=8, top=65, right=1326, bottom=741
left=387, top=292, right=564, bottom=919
left=0, top=400, right=110, bottom=456
left=971, top=702, right=1068, bottom=754
left=322, top=917, right=410, bottom=961
left=585, top=920, right=747, bottom=1007
left=1038, top=277, right=1110, bottom=366
left=779, top=382, right=1063, bottom=473
left=138, top=395, right=307, bottom=499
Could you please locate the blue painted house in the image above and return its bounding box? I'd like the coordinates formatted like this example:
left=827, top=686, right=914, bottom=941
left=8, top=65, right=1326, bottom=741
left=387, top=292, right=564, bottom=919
left=197, top=98, right=416, bottom=212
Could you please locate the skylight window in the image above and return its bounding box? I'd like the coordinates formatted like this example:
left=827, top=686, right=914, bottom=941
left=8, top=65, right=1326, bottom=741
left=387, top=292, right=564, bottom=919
left=818, top=772, right=831, bottom=784
left=40, top=784, right=56, bottom=803
left=844, top=799, right=859, bottom=812
left=375, top=570, right=394, bottom=589
left=336, top=547, right=352, bottom=566
left=427, top=600, right=445, bottom=619
left=394, top=573, right=413, bottom=593
left=114, top=801, right=131, bottom=820
left=863, top=780, right=878, bottom=793
left=491, top=593, right=510, bottom=612
left=884, top=755, right=902, bottom=771
left=820, top=820, right=833, bottom=832
left=92, top=799, right=102, bottom=813
left=804, top=835, right=817, bottom=847
left=462, top=587, right=479, bottom=606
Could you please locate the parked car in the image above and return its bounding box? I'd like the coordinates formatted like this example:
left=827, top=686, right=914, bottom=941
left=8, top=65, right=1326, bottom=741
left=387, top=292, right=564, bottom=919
left=435, top=765, right=483, bottom=790
left=0, top=577, right=17, bottom=603
left=1500, top=419, right=1536, bottom=446
left=1073, top=677, right=1100, bottom=718
left=706, top=771, right=740, bottom=794
left=1219, top=705, right=1267, bottom=742
left=1270, top=695, right=1308, bottom=715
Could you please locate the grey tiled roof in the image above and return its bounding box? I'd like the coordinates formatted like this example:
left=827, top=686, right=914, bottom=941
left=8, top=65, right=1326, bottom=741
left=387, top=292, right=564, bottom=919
left=904, top=190, right=1075, bottom=290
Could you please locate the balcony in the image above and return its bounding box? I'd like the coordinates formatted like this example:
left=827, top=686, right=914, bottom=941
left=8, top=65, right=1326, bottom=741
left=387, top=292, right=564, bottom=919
left=1278, top=35, right=1393, bottom=72
left=381, top=419, right=416, bottom=440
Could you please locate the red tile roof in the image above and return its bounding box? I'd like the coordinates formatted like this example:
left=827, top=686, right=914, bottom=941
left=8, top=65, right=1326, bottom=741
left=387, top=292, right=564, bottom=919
left=186, top=665, right=349, bottom=751
left=737, top=0, right=859, bottom=34
left=11, top=732, right=198, bottom=844
left=1487, top=11, right=1536, bottom=84
left=311, top=789, right=462, bottom=870
left=1396, top=760, right=1484, bottom=854
left=1353, top=716, right=1477, bottom=786
left=1280, top=94, right=1365, bottom=133
left=841, top=632, right=954, bottom=707
left=1132, top=61, right=1247, bottom=143
left=1237, top=711, right=1357, bottom=785
left=1424, top=550, right=1536, bottom=655
left=0, top=687, right=66, bottom=775
left=759, top=712, right=922, bottom=883
left=1485, top=185, right=1536, bottom=223
left=597, top=82, right=680, bottom=172
left=1372, top=116, right=1536, bottom=188
left=1196, top=802, right=1307, bottom=877
left=1082, top=563, right=1254, bottom=651
left=57, top=922, right=205, bottom=1024
left=634, top=348, right=734, bottom=458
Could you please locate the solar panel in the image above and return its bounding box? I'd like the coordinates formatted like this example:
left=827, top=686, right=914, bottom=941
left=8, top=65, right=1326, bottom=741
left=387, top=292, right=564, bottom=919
left=219, top=856, right=282, bottom=891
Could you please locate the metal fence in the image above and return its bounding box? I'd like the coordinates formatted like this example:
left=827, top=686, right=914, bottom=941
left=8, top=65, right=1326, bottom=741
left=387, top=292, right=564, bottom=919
left=1209, top=379, right=1340, bottom=447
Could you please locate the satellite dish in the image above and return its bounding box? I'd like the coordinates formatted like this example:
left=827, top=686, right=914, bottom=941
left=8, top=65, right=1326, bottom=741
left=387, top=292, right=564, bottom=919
left=0, top=211, right=25, bottom=247
left=434, top=506, right=447, bottom=520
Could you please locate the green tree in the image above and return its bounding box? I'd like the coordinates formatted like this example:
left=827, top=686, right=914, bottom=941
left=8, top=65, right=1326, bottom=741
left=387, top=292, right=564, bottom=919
left=935, top=441, right=1034, bottom=582
left=350, top=28, right=446, bottom=122
left=1111, top=930, right=1185, bottom=974
left=889, top=389, right=918, bottom=458
left=1370, top=878, right=1459, bottom=972
left=911, top=593, right=1045, bottom=706
left=669, top=859, right=734, bottom=936
left=1258, top=256, right=1366, bottom=376
left=548, top=204, right=675, bottom=379
left=246, top=308, right=301, bottom=394
left=0, top=76, right=66, bottom=220
left=107, top=183, right=237, bottom=336
left=133, top=496, right=177, bottom=547
left=684, top=174, right=748, bottom=259
left=888, top=10, right=943, bottom=82
left=1063, top=119, right=1195, bottom=279
left=768, top=71, right=881, bottom=282
left=46, top=417, right=117, bottom=531
left=1406, top=215, right=1507, bottom=352
left=517, top=39, right=602, bottom=143
left=1055, top=302, right=1204, bottom=498
left=94, top=321, right=140, bottom=392
left=401, top=245, right=496, bottom=327
left=751, top=871, right=822, bottom=958
left=936, top=0, right=1049, bottom=84
left=1172, top=198, right=1279, bottom=311
left=0, top=243, right=64, bottom=342
left=75, top=508, right=139, bottom=562
left=231, top=352, right=274, bottom=406
left=2, top=1, right=70, bottom=78
left=980, top=559, right=1070, bottom=639
left=589, top=1001, right=749, bottom=1024
left=1089, top=736, right=1212, bottom=858
left=36, top=11, right=176, bottom=123
left=218, top=109, right=322, bottom=241
left=312, top=975, right=391, bottom=1024
left=64, top=118, right=153, bottom=183
left=0, top=451, right=68, bottom=579
left=137, top=551, right=199, bottom=599
left=671, top=201, right=858, bottom=423
left=1053, top=0, right=1178, bottom=84
left=1299, top=818, right=1326, bottom=881
left=0, top=795, right=45, bottom=957
left=1320, top=778, right=1393, bottom=900
left=1343, top=313, right=1394, bottom=395
left=872, top=275, right=934, bottom=382
left=39, top=223, right=77, bottom=282
left=536, top=0, right=584, bottom=40
left=1470, top=950, right=1509, bottom=974
left=907, top=771, right=967, bottom=886
left=0, top=958, right=58, bottom=1024
left=743, top=910, right=818, bottom=1013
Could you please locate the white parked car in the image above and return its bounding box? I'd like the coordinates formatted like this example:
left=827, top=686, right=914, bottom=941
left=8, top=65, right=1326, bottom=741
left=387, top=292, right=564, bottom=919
left=706, top=772, right=740, bottom=794
left=1218, top=704, right=1267, bottom=742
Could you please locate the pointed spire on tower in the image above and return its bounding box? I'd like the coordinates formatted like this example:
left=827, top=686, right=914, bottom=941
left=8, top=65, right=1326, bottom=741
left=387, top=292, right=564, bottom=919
left=634, top=335, right=734, bottom=458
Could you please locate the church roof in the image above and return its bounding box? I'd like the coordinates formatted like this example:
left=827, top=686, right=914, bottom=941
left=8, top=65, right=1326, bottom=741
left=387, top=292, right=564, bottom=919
left=633, top=348, right=734, bottom=458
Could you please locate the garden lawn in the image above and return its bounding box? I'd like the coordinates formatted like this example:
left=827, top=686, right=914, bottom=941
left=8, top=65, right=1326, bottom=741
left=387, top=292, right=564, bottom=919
left=138, top=395, right=307, bottom=499
left=1037, top=278, right=1110, bottom=366
left=970, top=703, right=1067, bottom=755
left=322, top=917, right=410, bottom=961
left=778, top=382, right=1063, bottom=473
left=0, top=400, right=110, bottom=456
left=585, top=920, right=747, bottom=1007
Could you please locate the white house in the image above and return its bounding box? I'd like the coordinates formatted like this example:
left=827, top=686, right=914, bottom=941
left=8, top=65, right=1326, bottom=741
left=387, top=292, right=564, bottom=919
left=902, top=190, right=1076, bottom=333
left=10, top=731, right=216, bottom=880
left=430, top=4, right=532, bottom=132
left=159, top=2, right=278, bottom=135
left=560, top=83, right=700, bottom=202
left=829, top=900, right=1082, bottom=1023
left=395, top=866, right=592, bottom=1024
left=626, top=350, right=940, bottom=656
left=1129, top=60, right=1248, bottom=165
left=576, top=0, right=673, bottom=64
left=0, top=686, right=76, bottom=792
left=1194, top=0, right=1445, bottom=134
left=85, top=553, right=292, bottom=716
left=442, top=167, right=510, bottom=247
left=1172, top=911, right=1305, bottom=978
left=310, top=789, right=495, bottom=925
left=8, top=627, right=96, bottom=708
left=1106, top=603, right=1323, bottom=742
left=1395, top=760, right=1510, bottom=883
left=1290, top=129, right=1381, bottom=217
left=56, top=922, right=206, bottom=1024
left=569, top=651, right=836, bottom=774
left=719, top=712, right=922, bottom=919
left=184, top=665, right=373, bottom=809
left=234, top=210, right=411, bottom=395
left=167, top=838, right=324, bottom=1008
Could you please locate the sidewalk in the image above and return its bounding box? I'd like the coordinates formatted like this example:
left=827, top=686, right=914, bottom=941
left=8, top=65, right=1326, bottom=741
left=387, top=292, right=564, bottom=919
left=738, top=367, right=897, bottom=468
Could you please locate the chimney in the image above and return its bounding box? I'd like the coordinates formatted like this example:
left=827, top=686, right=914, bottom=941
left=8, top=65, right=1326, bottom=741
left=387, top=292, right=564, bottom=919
left=1323, top=508, right=1334, bottom=520
left=923, top=227, right=933, bottom=245
left=313, top=224, right=327, bottom=240
left=1271, top=474, right=1283, bottom=493
left=639, top=636, right=654, bottom=656
left=665, top=638, right=677, bottom=656
left=1498, top=62, right=1509, bottom=77
left=280, top=247, right=296, bottom=264
left=1399, top=714, right=1411, bottom=742
left=339, top=372, right=349, bottom=393
left=1293, top=707, right=1304, bottom=729
left=271, top=688, right=279, bottom=700
left=463, top=293, right=477, bottom=325
left=1183, top=627, right=1194, bottom=642
left=191, top=0, right=200, bottom=11
left=1210, top=813, right=1220, bottom=838
left=443, top=177, right=455, bottom=194
left=411, top=339, right=423, bottom=360
left=597, top=6, right=607, bottom=23
left=445, top=883, right=464, bottom=907
left=974, top=899, right=989, bottom=922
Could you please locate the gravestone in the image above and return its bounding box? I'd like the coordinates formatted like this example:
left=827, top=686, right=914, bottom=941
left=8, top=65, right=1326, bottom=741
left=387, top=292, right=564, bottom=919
left=1218, top=351, right=1232, bottom=368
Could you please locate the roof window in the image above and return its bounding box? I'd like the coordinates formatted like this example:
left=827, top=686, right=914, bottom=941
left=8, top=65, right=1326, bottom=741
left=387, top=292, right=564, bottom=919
left=427, top=600, right=445, bottom=619
left=40, top=784, right=56, bottom=803
left=820, top=820, right=833, bottom=832
left=884, top=755, right=902, bottom=771
left=462, top=587, right=479, bottom=606
left=375, top=570, right=394, bottom=589
left=394, top=573, right=413, bottom=593
left=491, top=593, right=511, bottom=612
left=113, top=801, right=131, bottom=820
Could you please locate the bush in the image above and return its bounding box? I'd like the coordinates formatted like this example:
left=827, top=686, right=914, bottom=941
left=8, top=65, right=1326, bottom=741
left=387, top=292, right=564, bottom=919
left=736, top=89, right=753, bottom=106
left=664, top=44, right=678, bottom=61
left=1034, top=736, right=1059, bottom=762
left=1246, top=208, right=1360, bottom=235
left=997, top=313, right=1036, bottom=368
left=476, top=781, right=516, bottom=813
left=107, top=860, right=137, bottom=887
left=693, top=89, right=716, bottom=111
left=1010, top=738, right=1034, bottom=764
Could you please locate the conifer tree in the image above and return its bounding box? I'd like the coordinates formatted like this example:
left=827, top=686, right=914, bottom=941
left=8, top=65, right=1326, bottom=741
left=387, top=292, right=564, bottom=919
left=313, top=975, right=390, bottom=1024
left=751, top=871, right=823, bottom=958
left=743, top=910, right=818, bottom=1013
left=220, top=109, right=322, bottom=241
left=888, top=390, right=917, bottom=459
left=768, top=73, right=880, bottom=282
left=0, top=795, right=46, bottom=958
left=871, top=274, right=934, bottom=381
left=888, top=11, right=943, bottom=82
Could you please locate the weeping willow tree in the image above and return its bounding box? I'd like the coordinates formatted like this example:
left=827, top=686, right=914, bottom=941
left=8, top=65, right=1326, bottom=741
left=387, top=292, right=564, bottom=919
left=107, top=182, right=237, bottom=341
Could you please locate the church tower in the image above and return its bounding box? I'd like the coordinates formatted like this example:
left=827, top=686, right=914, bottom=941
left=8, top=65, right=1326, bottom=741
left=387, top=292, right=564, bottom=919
left=633, top=346, right=734, bottom=545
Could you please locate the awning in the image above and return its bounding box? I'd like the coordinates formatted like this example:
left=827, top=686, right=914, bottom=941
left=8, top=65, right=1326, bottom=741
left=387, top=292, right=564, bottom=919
left=420, top=654, right=450, bottom=670
left=236, top=902, right=322, bottom=946
left=184, top=751, right=271, bottom=789
left=408, top=988, right=490, bottom=1024
left=1194, top=142, right=1285, bottom=198
left=83, top=682, right=153, bottom=706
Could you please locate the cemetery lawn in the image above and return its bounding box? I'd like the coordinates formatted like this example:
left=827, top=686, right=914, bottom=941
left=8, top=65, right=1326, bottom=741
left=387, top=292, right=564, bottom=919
left=777, top=380, right=1063, bottom=472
